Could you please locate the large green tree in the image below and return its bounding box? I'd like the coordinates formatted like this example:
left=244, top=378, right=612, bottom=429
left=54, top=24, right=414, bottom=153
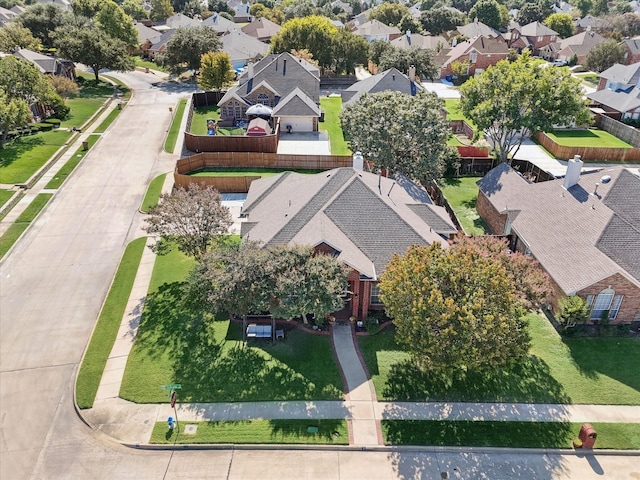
left=420, top=7, right=464, bottom=35
left=0, top=22, right=42, bottom=52
left=157, top=25, right=221, bottom=73
left=367, top=2, right=410, bottom=26
left=150, top=0, right=175, bottom=21
left=270, top=15, right=338, bottom=70
left=341, top=91, right=458, bottom=183
left=53, top=26, right=135, bottom=81
left=379, top=243, right=530, bottom=377
left=584, top=39, right=626, bottom=73
left=544, top=13, right=574, bottom=38
left=378, top=45, right=438, bottom=81
left=190, top=243, right=348, bottom=322
left=0, top=55, right=59, bottom=108
left=198, top=51, right=234, bottom=90
left=332, top=28, right=369, bottom=74
left=459, top=53, right=590, bottom=163
left=143, top=183, right=232, bottom=260
left=18, top=2, right=71, bottom=47
left=468, top=0, right=507, bottom=30
left=0, top=89, right=31, bottom=146
left=95, top=0, right=139, bottom=48
left=516, top=1, right=553, bottom=25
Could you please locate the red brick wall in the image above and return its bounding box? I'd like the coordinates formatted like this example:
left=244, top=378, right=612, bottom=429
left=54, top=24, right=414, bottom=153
left=440, top=53, right=508, bottom=78
left=476, top=190, right=507, bottom=235
left=597, top=77, right=607, bottom=91
left=577, top=273, right=640, bottom=324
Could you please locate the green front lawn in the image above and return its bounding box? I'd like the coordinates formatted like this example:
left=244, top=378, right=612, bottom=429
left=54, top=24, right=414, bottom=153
left=438, top=176, right=489, bottom=235
left=164, top=98, right=187, bottom=153
left=120, top=246, right=344, bottom=403
left=76, top=237, right=147, bottom=409
left=140, top=173, right=166, bottom=212
left=0, top=130, right=73, bottom=185
left=0, top=189, right=14, bottom=209
left=319, top=96, right=351, bottom=156
left=546, top=129, right=632, bottom=148
left=382, top=421, right=640, bottom=449
left=61, top=97, right=107, bottom=128
left=133, top=55, right=168, bottom=73
left=151, top=419, right=348, bottom=445
left=359, top=312, right=640, bottom=405
left=576, top=73, right=599, bottom=86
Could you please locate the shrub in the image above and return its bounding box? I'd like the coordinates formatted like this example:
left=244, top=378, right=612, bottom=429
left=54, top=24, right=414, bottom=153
left=36, top=122, right=54, bottom=131
left=558, top=296, right=588, bottom=329
left=44, top=118, right=61, bottom=127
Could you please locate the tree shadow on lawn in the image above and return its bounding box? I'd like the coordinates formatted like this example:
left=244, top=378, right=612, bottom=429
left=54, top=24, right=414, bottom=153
left=268, top=419, right=346, bottom=442
left=564, top=337, right=640, bottom=391
left=0, top=136, right=46, bottom=168
left=383, top=356, right=570, bottom=403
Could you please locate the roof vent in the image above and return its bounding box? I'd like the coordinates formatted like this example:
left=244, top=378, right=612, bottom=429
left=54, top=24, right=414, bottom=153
left=601, top=175, right=611, bottom=183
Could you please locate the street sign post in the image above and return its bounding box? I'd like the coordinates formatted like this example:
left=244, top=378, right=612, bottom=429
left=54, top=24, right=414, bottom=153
left=170, top=390, right=177, bottom=408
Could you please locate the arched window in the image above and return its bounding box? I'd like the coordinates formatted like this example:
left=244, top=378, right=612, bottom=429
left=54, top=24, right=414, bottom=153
left=586, top=287, right=624, bottom=320
left=257, top=93, right=270, bottom=106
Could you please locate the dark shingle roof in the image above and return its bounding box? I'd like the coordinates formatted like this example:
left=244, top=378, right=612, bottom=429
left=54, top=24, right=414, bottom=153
left=266, top=168, right=354, bottom=246
left=407, top=204, right=457, bottom=235
left=324, top=178, right=428, bottom=273
left=271, top=87, right=321, bottom=117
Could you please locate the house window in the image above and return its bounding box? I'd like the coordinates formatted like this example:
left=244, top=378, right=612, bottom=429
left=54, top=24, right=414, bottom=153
left=537, top=36, right=543, bottom=41
left=370, top=284, right=382, bottom=304
left=257, top=93, right=270, bottom=106
left=469, top=51, right=478, bottom=63
left=588, top=287, right=622, bottom=320
left=234, top=101, right=242, bottom=119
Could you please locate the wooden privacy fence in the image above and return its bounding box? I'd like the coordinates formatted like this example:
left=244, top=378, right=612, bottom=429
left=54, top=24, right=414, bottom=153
left=595, top=114, right=640, bottom=148
left=534, top=132, right=640, bottom=162
left=184, top=128, right=280, bottom=153
left=174, top=152, right=353, bottom=192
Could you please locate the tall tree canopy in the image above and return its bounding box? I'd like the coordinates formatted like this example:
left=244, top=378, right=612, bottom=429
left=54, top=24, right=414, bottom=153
left=332, top=28, right=369, bottom=74
left=459, top=53, right=590, bottom=163
left=420, top=7, right=464, bottom=35
left=468, top=0, right=508, bottom=30
left=584, top=39, right=626, bottom=73
left=53, top=26, right=135, bottom=81
left=0, top=22, right=42, bottom=52
left=198, top=51, right=234, bottom=90
left=544, top=13, right=574, bottom=38
left=341, top=91, right=458, bottom=183
left=95, top=0, right=139, bottom=48
left=367, top=2, right=410, bottom=26
left=270, top=15, right=338, bottom=70
left=189, top=243, right=349, bottom=322
left=378, top=45, right=438, bottom=81
left=17, top=2, right=71, bottom=47
left=516, top=1, right=553, bottom=25
left=150, top=0, right=175, bottom=21
left=143, top=183, right=232, bottom=260
left=0, top=89, right=31, bottom=146
left=157, top=25, right=221, bottom=73
left=379, top=243, right=530, bottom=377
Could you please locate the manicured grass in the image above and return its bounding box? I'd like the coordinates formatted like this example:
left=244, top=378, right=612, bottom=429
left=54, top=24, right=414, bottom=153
left=0, top=130, right=72, bottom=185
left=164, top=98, right=187, bottom=153
left=141, top=173, right=166, bottom=212
left=190, top=167, right=324, bottom=177
left=0, top=193, right=53, bottom=258
left=120, top=246, right=344, bottom=403
left=438, top=176, right=489, bottom=235
left=93, top=108, right=121, bottom=134
left=576, top=73, right=599, bottom=86
left=150, top=419, right=348, bottom=445
left=61, top=97, right=107, bottom=128
left=190, top=105, right=220, bottom=135
left=444, top=99, right=476, bottom=129
left=45, top=135, right=100, bottom=189
left=319, top=96, right=351, bottom=155
left=529, top=313, right=640, bottom=405
left=546, top=129, right=632, bottom=148
left=0, top=189, right=14, bottom=209
left=382, top=421, right=640, bottom=449
left=447, top=136, right=464, bottom=147
left=133, top=55, right=168, bottom=73
left=102, top=75, right=132, bottom=101
left=358, top=312, right=640, bottom=405
left=75, top=237, right=147, bottom=409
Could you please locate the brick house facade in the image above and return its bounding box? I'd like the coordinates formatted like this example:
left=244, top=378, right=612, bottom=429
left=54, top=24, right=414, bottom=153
left=439, top=36, right=509, bottom=79
left=476, top=163, right=640, bottom=324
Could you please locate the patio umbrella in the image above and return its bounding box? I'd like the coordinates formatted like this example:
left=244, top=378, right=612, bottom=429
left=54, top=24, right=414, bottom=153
left=245, top=103, right=273, bottom=116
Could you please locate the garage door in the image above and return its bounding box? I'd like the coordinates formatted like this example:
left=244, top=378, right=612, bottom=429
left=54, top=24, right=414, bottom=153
left=280, top=117, right=314, bottom=132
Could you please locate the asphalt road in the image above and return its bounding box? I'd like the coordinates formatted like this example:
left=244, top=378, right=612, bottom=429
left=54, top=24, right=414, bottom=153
left=1, top=71, right=638, bottom=480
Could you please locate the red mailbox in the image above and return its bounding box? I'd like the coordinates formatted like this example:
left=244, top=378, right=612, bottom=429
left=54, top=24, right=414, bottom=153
left=578, top=423, right=597, bottom=449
